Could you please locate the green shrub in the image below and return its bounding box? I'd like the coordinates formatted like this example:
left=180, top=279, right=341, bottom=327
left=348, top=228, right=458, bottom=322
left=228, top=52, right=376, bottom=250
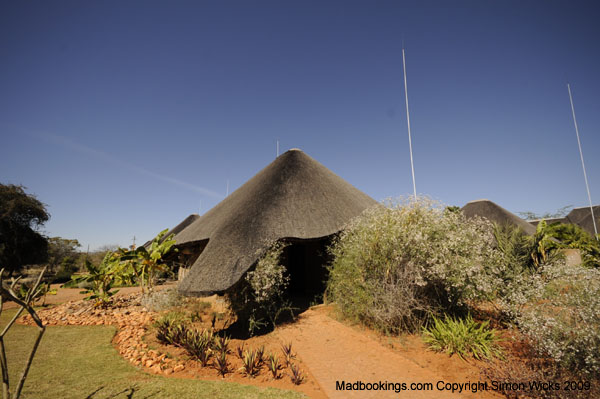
left=327, top=196, right=500, bottom=333
left=226, top=242, right=293, bottom=335
left=544, top=222, right=600, bottom=268
left=52, top=256, right=78, bottom=283
left=422, top=314, right=502, bottom=360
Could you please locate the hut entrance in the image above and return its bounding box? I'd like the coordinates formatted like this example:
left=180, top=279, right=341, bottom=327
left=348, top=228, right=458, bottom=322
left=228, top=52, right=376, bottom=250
left=169, top=239, right=209, bottom=281
left=281, top=236, right=333, bottom=305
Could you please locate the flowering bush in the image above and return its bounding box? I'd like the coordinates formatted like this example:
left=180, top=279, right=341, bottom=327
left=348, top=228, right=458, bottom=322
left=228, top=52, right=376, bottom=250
left=226, top=242, right=291, bottom=335
left=511, top=262, right=600, bottom=375
left=246, top=242, right=289, bottom=304
left=327, top=196, right=501, bottom=333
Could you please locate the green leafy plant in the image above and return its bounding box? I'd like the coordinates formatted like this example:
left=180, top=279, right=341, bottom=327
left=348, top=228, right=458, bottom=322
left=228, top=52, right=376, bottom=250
left=281, top=342, right=295, bottom=366
left=255, top=345, right=266, bottom=368
left=544, top=222, right=600, bottom=268
left=213, top=334, right=230, bottom=355
left=529, top=220, right=560, bottom=269
left=240, top=349, right=260, bottom=378
left=120, top=229, right=177, bottom=294
left=183, top=329, right=214, bottom=367
left=226, top=242, right=295, bottom=335
left=73, top=252, right=123, bottom=307
left=288, top=363, right=305, bottom=385
left=155, top=316, right=189, bottom=347
left=236, top=343, right=245, bottom=360
left=267, top=353, right=282, bottom=379
left=155, top=318, right=175, bottom=345
left=422, top=314, right=502, bottom=360
left=213, top=351, right=230, bottom=377
left=15, top=281, right=56, bottom=307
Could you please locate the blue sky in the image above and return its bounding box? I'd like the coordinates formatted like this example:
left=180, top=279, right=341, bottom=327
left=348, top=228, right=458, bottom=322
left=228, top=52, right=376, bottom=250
left=1, top=1, right=599, bottom=250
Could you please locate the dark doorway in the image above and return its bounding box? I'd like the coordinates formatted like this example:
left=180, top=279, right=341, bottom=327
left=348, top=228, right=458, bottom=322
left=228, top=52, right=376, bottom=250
left=281, top=235, right=333, bottom=304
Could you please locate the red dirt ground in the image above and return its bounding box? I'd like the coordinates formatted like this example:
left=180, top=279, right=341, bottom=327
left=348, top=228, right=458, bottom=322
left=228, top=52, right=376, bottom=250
left=16, top=286, right=509, bottom=399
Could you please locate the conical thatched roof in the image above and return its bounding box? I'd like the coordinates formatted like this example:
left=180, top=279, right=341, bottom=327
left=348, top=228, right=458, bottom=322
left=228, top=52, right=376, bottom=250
left=143, top=214, right=200, bottom=248
left=461, top=199, right=536, bottom=235
left=176, top=149, right=377, bottom=296
left=166, top=214, right=200, bottom=238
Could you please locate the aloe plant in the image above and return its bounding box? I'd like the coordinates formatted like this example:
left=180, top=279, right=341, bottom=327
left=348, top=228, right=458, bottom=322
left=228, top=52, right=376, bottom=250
left=236, top=343, right=245, bottom=360
left=255, top=345, right=265, bottom=367
left=267, top=353, right=282, bottom=379
left=183, top=329, right=214, bottom=367
left=213, top=351, right=230, bottom=377
left=281, top=342, right=295, bottom=366
left=213, top=335, right=230, bottom=355
left=240, top=349, right=260, bottom=378
left=288, top=363, right=305, bottom=385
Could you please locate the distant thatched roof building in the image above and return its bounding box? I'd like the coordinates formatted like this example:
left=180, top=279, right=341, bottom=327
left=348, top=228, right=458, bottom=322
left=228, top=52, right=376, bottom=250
left=176, top=149, right=377, bottom=296
left=461, top=199, right=536, bottom=235
left=530, top=205, right=600, bottom=236
left=563, top=205, right=600, bottom=236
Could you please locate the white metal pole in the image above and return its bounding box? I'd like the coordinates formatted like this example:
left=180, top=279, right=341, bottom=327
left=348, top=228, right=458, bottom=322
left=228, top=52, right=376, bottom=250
left=567, top=83, right=598, bottom=238
left=277, top=140, right=279, bottom=157
left=402, top=48, right=417, bottom=201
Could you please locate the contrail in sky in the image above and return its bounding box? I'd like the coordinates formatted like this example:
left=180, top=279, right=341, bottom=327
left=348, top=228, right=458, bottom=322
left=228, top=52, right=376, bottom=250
left=42, top=132, right=223, bottom=199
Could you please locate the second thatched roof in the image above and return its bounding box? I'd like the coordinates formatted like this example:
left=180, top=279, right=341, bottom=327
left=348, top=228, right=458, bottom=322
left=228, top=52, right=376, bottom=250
left=176, top=149, right=377, bottom=296
left=462, top=199, right=536, bottom=235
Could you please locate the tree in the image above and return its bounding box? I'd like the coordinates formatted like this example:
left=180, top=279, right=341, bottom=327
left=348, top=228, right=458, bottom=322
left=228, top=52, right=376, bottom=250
left=517, top=205, right=573, bottom=221
left=0, top=184, right=49, bottom=275
left=47, top=237, right=81, bottom=272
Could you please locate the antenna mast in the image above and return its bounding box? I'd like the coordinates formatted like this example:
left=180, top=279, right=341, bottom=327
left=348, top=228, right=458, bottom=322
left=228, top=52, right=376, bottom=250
left=402, top=47, right=417, bottom=200
left=567, top=83, right=598, bottom=239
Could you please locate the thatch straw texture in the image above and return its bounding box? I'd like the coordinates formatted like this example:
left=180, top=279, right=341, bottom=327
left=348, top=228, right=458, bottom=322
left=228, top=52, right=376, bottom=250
left=176, top=149, right=377, bottom=296
left=461, top=199, right=536, bottom=235
left=143, top=214, right=200, bottom=247
left=564, top=205, right=600, bottom=236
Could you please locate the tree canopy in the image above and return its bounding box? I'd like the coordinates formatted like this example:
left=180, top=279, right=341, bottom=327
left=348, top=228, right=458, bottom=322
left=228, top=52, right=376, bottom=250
left=0, top=184, right=50, bottom=274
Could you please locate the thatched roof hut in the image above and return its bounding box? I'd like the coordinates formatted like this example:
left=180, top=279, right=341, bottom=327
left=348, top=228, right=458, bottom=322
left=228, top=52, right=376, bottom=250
left=528, top=206, right=599, bottom=237
left=143, top=213, right=200, bottom=248
left=166, top=214, right=201, bottom=237
left=176, top=149, right=377, bottom=296
left=461, top=199, right=536, bottom=235
left=563, top=205, right=600, bottom=236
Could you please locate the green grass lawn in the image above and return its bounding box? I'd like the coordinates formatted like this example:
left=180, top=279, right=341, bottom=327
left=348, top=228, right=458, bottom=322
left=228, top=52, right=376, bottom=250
left=2, top=310, right=304, bottom=399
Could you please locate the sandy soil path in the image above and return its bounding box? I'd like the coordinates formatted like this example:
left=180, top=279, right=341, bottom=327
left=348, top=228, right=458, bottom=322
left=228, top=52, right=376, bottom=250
left=276, top=308, right=496, bottom=399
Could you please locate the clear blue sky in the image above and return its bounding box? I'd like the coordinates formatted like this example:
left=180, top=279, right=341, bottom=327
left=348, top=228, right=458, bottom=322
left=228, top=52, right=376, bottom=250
left=2, top=1, right=599, bottom=250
